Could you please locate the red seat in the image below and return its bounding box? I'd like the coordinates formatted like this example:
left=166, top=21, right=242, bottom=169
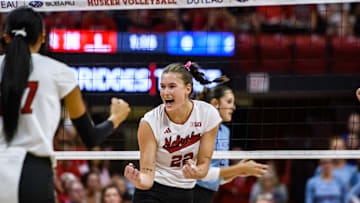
left=294, top=35, right=327, bottom=74
left=258, top=34, right=292, bottom=73
left=331, top=36, right=360, bottom=74
left=231, top=33, right=259, bottom=73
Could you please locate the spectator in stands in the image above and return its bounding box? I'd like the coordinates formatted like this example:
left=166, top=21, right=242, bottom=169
left=317, top=3, right=353, bottom=36
left=255, top=6, right=293, bottom=33
left=44, top=12, right=78, bottom=29
left=306, top=159, right=347, bottom=203
left=82, top=171, right=101, bottom=203
left=288, top=5, right=318, bottom=33
left=227, top=7, right=260, bottom=33
left=255, top=194, right=274, bottom=203
left=352, top=4, right=360, bottom=36
left=127, top=10, right=153, bottom=32
left=82, top=11, right=117, bottom=30
left=178, top=9, right=194, bottom=31
left=314, top=138, right=358, bottom=189
left=249, top=162, right=288, bottom=203
left=212, top=147, right=257, bottom=203
left=152, top=9, right=184, bottom=32
left=342, top=112, right=360, bottom=150
left=67, top=180, right=87, bottom=203
left=111, top=10, right=133, bottom=32
left=192, top=8, right=235, bottom=32
left=347, top=177, right=360, bottom=203
left=58, top=173, right=78, bottom=203
left=86, top=147, right=112, bottom=186
left=101, top=184, right=122, bottom=203
left=111, top=175, right=132, bottom=202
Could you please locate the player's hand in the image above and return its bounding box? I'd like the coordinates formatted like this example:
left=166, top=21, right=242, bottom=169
left=237, top=159, right=269, bottom=178
left=109, top=97, right=131, bottom=128
left=124, top=163, right=141, bottom=186
left=182, top=159, right=203, bottom=179
left=356, top=88, right=360, bottom=102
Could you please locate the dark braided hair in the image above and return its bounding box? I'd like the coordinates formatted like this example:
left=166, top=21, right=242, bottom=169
left=197, top=85, right=233, bottom=103
left=162, top=62, right=229, bottom=96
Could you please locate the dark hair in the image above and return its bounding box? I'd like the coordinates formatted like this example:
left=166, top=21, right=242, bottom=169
left=81, top=171, right=99, bottom=187
left=101, top=184, right=121, bottom=203
left=162, top=62, right=229, bottom=95
left=1, top=7, right=43, bottom=142
left=197, top=85, right=233, bottom=103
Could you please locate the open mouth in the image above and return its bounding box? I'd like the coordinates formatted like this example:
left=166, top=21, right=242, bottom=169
left=165, top=99, right=175, bottom=105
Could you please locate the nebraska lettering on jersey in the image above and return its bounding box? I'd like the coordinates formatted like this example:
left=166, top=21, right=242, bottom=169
left=163, top=131, right=200, bottom=153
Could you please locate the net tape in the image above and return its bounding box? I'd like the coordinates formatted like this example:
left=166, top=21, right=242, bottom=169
left=0, top=0, right=359, bottom=13
left=54, top=150, right=360, bottom=160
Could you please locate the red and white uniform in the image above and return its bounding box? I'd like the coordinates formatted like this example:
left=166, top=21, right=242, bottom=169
left=0, top=53, right=77, bottom=203
left=142, top=100, right=222, bottom=189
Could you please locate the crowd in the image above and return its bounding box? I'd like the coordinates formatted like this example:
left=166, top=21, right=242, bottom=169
left=1, top=4, right=360, bottom=203
left=36, top=3, right=360, bottom=36
left=52, top=108, right=360, bottom=203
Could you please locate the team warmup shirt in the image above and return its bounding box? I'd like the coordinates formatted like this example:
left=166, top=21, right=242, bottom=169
left=142, top=100, right=222, bottom=189
left=0, top=53, right=77, bottom=203
left=305, top=175, right=347, bottom=203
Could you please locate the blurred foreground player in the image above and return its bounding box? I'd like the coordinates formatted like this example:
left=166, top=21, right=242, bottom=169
left=0, top=6, right=130, bottom=203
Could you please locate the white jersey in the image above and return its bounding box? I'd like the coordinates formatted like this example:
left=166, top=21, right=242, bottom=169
left=0, top=53, right=77, bottom=159
left=141, top=100, right=222, bottom=189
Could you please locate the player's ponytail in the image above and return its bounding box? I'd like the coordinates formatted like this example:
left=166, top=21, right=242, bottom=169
left=197, top=85, right=233, bottom=103
left=163, top=61, right=229, bottom=97
left=1, top=7, right=43, bottom=142
left=187, top=62, right=229, bottom=85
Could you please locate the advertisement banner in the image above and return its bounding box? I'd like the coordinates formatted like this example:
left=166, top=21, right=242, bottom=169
left=0, top=0, right=359, bottom=12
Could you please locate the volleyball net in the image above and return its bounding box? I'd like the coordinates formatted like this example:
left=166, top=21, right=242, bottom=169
left=1, top=0, right=360, bottom=161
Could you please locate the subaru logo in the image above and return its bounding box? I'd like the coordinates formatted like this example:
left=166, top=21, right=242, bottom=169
left=29, top=1, right=43, bottom=8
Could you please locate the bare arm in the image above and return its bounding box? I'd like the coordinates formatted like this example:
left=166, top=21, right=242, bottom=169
left=182, top=124, right=219, bottom=179
left=124, top=121, right=156, bottom=190
left=64, top=86, right=86, bottom=119
left=201, top=159, right=268, bottom=184
left=219, top=159, right=268, bottom=179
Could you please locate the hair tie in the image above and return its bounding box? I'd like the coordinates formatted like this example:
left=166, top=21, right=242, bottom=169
left=184, top=61, right=191, bottom=71
left=11, top=28, right=27, bottom=37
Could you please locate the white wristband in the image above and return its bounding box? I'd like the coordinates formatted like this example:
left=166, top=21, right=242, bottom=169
left=202, top=167, right=220, bottom=181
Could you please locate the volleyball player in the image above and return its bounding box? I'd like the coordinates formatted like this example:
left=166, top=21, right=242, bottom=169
left=0, top=7, right=130, bottom=203
left=194, top=85, right=269, bottom=203
left=124, top=62, right=227, bottom=203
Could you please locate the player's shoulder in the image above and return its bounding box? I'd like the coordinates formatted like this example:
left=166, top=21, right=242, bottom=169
left=33, top=54, right=69, bottom=70
left=143, top=104, right=164, bottom=120
left=307, top=175, right=321, bottom=186
left=193, top=100, right=215, bottom=110
left=193, top=100, right=219, bottom=117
